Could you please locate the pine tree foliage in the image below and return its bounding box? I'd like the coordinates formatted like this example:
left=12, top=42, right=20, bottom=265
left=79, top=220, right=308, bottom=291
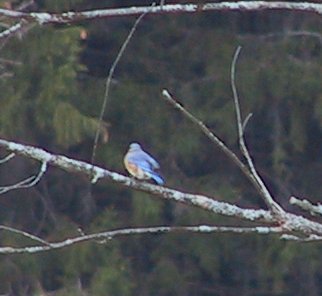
left=0, top=25, right=102, bottom=147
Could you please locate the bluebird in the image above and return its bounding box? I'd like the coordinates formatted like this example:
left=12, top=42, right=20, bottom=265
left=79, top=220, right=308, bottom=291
left=124, top=143, right=164, bottom=185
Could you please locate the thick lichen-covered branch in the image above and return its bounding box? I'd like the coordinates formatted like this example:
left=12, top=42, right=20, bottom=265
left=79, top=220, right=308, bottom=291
left=0, top=2, right=321, bottom=26
left=290, top=196, right=322, bottom=216
left=1, top=138, right=322, bottom=238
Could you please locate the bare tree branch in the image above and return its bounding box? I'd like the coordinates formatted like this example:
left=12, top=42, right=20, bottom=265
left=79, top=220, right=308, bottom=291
left=0, top=225, right=50, bottom=246
left=1, top=138, right=322, bottom=237
left=0, top=152, right=15, bottom=164
left=16, top=0, right=35, bottom=12
left=281, top=234, right=322, bottom=242
left=161, top=89, right=254, bottom=190
left=162, top=89, right=283, bottom=214
left=0, top=22, right=23, bottom=39
left=290, top=196, right=322, bottom=216
left=0, top=160, right=47, bottom=194
left=0, top=2, right=321, bottom=25
left=1, top=222, right=321, bottom=255
left=230, top=46, right=284, bottom=215
left=2, top=138, right=270, bottom=223
left=0, top=224, right=287, bottom=254
left=0, top=1, right=35, bottom=43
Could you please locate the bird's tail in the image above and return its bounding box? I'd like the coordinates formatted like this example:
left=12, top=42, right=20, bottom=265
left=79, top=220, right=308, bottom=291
left=150, top=172, right=164, bottom=185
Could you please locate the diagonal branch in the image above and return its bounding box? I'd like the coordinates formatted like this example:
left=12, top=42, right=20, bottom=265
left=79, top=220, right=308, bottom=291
left=1, top=138, right=322, bottom=236
left=0, top=225, right=50, bottom=246
left=230, top=46, right=284, bottom=214
left=162, top=89, right=282, bottom=214
left=1, top=138, right=271, bottom=223
left=0, top=22, right=22, bottom=39
left=161, top=89, right=252, bottom=184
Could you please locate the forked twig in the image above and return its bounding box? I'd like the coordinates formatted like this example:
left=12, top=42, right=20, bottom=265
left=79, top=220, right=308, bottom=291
left=0, top=161, right=47, bottom=194
left=162, top=89, right=252, bottom=182
left=162, top=47, right=284, bottom=215
left=162, top=89, right=282, bottom=214
left=230, top=46, right=284, bottom=214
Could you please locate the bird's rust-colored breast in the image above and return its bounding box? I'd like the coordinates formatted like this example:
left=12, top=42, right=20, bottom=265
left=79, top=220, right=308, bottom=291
left=124, top=159, right=148, bottom=180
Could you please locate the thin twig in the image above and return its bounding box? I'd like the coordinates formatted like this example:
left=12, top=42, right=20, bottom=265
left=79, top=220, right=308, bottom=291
left=0, top=225, right=51, bottom=246
left=0, top=152, right=15, bottom=164
left=230, top=46, right=284, bottom=214
left=91, top=11, right=148, bottom=165
left=16, top=0, right=35, bottom=11
left=0, top=175, right=34, bottom=194
left=242, top=113, right=253, bottom=133
left=0, top=161, right=47, bottom=194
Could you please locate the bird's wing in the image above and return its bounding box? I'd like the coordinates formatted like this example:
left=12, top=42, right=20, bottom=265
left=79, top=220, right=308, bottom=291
left=126, top=151, right=153, bottom=171
left=127, top=150, right=160, bottom=170
left=141, top=151, right=160, bottom=169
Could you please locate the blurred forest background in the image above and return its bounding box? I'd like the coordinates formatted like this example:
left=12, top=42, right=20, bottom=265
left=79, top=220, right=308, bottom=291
left=0, top=0, right=322, bottom=295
